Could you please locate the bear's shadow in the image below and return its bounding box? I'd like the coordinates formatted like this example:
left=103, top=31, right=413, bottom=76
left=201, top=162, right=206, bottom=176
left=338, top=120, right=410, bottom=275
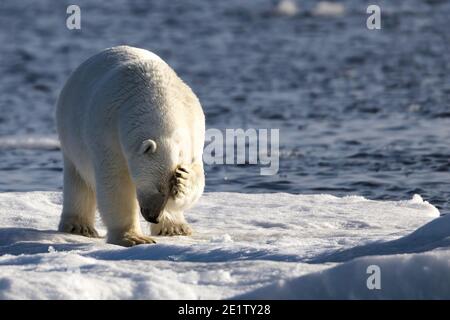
left=2, top=214, right=450, bottom=263
left=0, top=227, right=94, bottom=256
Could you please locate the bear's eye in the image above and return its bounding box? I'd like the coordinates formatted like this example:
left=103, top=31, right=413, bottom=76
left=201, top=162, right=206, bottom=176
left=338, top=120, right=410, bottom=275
left=139, top=139, right=157, bottom=154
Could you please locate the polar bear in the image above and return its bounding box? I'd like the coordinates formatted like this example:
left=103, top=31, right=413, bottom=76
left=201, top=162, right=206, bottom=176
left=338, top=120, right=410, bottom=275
left=56, top=46, right=205, bottom=246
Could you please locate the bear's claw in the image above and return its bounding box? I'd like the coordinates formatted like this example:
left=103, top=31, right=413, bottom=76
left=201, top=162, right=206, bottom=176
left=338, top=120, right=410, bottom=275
left=151, top=220, right=193, bottom=236
left=59, top=221, right=100, bottom=238
left=171, top=166, right=191, bottom=198
left=109, top=232, right=156, bottom=247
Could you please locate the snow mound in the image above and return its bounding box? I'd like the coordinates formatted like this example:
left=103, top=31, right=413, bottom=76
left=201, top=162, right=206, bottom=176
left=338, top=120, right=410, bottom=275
left=0, top=191, right=447, bottom=299
left=237, top=251, right=450, bottom=299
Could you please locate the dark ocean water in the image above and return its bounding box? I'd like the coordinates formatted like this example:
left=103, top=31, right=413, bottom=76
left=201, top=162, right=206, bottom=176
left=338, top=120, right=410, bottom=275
left=0, top=0, right=449, bottom=212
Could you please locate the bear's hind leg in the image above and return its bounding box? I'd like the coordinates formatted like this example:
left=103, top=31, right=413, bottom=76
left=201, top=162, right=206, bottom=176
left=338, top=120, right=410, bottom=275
left=59, top=157, right=99, bottom=238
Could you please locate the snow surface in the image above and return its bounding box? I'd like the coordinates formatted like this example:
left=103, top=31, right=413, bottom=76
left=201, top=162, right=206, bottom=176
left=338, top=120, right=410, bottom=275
left=0, top=191, right=448, bottom=299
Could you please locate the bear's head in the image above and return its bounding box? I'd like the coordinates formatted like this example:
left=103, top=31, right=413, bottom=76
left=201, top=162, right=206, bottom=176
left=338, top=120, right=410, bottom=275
left=128, top=137, right=180, bottom=223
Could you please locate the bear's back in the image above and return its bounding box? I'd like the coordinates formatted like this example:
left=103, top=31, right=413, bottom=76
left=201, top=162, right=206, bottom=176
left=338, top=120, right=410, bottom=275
left=57, top=46, right=169, bottom=127
left=59, top=46, right=166, bottom=102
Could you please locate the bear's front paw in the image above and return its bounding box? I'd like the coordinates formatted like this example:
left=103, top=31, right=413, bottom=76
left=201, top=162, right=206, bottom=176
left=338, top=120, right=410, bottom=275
left=59, top=219, right=100, bottom=238
left=108, top=232, right=156, bottom=247
left=151, top=220, right=193, bottom=236
left=171, top=166, right=193, bottom=199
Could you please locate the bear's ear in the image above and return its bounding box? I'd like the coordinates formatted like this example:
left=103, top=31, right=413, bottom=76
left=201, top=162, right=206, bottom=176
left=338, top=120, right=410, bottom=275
left=139, top=139, right=157, bottom=154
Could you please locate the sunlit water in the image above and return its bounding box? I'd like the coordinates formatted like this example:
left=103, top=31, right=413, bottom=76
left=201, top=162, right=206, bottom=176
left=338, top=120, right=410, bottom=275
left=0, top=0, right=449, bottom=212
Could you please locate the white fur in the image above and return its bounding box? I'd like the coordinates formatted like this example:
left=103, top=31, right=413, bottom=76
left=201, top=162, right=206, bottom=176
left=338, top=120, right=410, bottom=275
left=56, top=46, right=205, bottom=246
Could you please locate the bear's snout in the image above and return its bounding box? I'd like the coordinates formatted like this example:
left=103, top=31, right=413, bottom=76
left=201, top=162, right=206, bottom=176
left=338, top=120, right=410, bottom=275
left=139, top=193, right=167, bottom=223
